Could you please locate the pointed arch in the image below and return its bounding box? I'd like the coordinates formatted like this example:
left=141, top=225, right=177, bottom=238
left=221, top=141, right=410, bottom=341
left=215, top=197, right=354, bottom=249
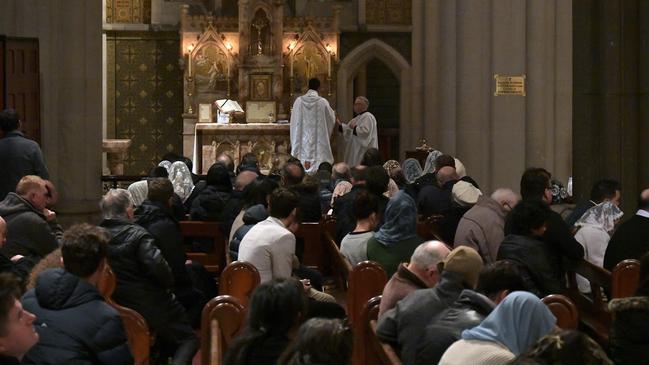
left=337, top=39, right=412, bottom=158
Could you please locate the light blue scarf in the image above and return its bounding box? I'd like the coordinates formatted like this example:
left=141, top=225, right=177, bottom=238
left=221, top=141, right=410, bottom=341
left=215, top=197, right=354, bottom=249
left=461, top=291, right=556, bottom=355
left=374, top=190, right=418, bottom=246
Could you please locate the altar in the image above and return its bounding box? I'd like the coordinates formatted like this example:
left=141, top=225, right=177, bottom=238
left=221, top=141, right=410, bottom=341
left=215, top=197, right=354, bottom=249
left=179, top=0, right=341, bottom=170
left=194, top=123, right=290, bottom=174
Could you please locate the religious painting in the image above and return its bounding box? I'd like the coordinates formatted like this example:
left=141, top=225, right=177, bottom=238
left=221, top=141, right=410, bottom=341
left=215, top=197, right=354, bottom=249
left=250, top=74, right=273, bottom=100
left=292, top=42, right=328, bottom=93
left=194, top=44, right=230, bottom=95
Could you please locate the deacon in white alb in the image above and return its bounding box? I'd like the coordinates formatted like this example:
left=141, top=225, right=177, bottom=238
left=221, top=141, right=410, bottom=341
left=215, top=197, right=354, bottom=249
left=336, top=96, right=378, bottom=166
left=289, top=78, right=335, bottom=174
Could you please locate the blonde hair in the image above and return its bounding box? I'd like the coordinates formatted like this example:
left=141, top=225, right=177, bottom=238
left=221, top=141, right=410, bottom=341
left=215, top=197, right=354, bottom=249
left=15, top=175, right=45, bottom=197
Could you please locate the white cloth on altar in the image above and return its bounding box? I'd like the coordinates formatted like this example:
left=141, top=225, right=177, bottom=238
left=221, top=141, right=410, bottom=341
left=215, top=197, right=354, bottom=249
left=290, top=89, right=335, bottom=174
left=340, top=111, right=378, bottom=167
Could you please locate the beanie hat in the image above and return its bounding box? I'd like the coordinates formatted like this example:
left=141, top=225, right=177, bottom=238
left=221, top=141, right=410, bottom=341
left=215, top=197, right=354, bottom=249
left=441, top=246, right=484, bottom=288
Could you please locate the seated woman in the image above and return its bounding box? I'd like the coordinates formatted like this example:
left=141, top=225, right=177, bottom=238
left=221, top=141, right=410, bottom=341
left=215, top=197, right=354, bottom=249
left=367, top=190, right=423, bottom=277
left=574, top=201, right=623, bottom=292
left=224, top=278, right=306, bottom=365
left=439, top=291, right=556, bottom=365
left=340, top=190, right=380, bottom=266
left=190, top=163, right=233, bottom=221
left=511, top=330, right=612, bottom=364
left=609, top=252, right=649, bottom=365
left=497, top=200, right=563, bottom=297
left=278, top=318, right=353, bottom=365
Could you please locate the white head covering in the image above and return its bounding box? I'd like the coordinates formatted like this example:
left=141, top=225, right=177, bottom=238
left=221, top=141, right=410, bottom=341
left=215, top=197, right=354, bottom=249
left=169, top=161, right=194, bottom=202
left=575, top=201, right=623, bottom=233
left=158, top=160, right=172, bottom=172
left=452, top=180, right=482, bottom=206
left=402, top=158, right=423, bottom=183
left=127, top=180, right=148, bottom=207
left=423, top=150, right=443, bottom=174
left=454, top=158, right=466, bottom=178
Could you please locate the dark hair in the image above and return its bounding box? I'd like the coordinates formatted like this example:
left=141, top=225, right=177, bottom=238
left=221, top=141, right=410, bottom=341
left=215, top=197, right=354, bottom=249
left=181, top=157, right=193, bottom=172
left=350, top=166, right=367, bottom=183
left=278, top=318, right=353, bottom=365
left=590, top=179, right=621, bottom=202
left=238, top=153, right=259, bottom=174
left=353, top=190, right=379, bottom=220
left=269, top=187, right=300, bottom=219
left=243, top=178, right=279, bottom=208
left=318, top=162, right=333, bottom=173
left=147, top=178, right=174, bottom=204
left=61, top=224, right=108, bottom=278
left=360, top=148, right=382, bottom=167
left=149, top=166, right=169, bottom=178
left=391, top=168, right=408, bottom=188
left=0, top=274, right=21, bottom=336
left=520, top=168, right=551, bottom=201
left=308, top=78, right=320, bottom=91
left=160, top=152, right=182, bottom=163
left=365, top=165, right=389, bottom=196
left=207, top=163, right=233, bottom=191
left=282, top=162, right=305, bottom=187
left=434, top=154, right=456, bottom=170
left=0, top=109, right=20, bottom=133
left=476, top=261, right=527, bottom=300
left=511, top=330, right=611, bottom=365
left=224, top=278, right=306, bottom=365
left=507, top=200, right=551, bottom=235
left=635, top=252, right=649, bottom=296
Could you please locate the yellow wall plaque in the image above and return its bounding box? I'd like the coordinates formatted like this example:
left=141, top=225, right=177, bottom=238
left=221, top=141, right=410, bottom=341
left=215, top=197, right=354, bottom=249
left=494, top=74, right=526, bottom=96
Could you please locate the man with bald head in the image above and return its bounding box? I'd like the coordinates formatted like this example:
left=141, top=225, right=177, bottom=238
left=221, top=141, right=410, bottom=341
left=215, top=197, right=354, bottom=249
left=379, top=241, right=451, bottom=316
left=604, top=188, right=649, bottom=270
left=336, top=96, right=379, bottom=166
left=455, top=188, right=520, bottom=264
left=417, top=166, right=460, bottom=217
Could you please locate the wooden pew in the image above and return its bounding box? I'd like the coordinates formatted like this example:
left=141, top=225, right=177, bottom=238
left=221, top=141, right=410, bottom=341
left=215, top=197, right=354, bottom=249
left=98, top=265, right=152, bottom=365
left=362, top=296, right=403, bottom=365
left=416, top=215, right=444, bottom=241
left=542, top=294, right=579, bottom=330
left=611, top=259, right=641, bottom=299
left=218, top=261, right=260, bottom=308
left=323, top=230, right=352, bottom=291
left=179, top=221, right=226, bottom=275
left=200, top=295, right=245, bottom=365
left=295, top=222, right=329, bottom=273
left=348, top=261, right=388, bottom=365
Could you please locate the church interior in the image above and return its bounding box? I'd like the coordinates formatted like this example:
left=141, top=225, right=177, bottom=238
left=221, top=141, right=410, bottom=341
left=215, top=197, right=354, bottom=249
left=1, top=0, right=649, bottom=364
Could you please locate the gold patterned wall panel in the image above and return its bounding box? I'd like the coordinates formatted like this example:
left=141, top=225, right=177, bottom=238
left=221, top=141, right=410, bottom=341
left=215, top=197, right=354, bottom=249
left=106, top=0, right=151, bottom=24
left=366, top=0, right=412, bottom=25
left=107, top=32, right=183, bottom=175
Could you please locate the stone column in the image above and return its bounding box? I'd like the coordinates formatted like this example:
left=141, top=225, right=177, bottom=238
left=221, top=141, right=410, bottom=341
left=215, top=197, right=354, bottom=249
left=410, top=0, right=425, bottom=148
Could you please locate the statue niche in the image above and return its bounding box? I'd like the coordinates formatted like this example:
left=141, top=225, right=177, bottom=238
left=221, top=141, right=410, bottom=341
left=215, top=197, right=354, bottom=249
left=250, top=9, right=271, bottom=56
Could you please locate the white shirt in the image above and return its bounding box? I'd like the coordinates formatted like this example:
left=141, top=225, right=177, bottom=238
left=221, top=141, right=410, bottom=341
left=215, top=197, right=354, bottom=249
left=290, top=90, right=335, bottom=174
left=340, top=111, right=378, bottom=167
left=238, top=216, right=296, bottom=283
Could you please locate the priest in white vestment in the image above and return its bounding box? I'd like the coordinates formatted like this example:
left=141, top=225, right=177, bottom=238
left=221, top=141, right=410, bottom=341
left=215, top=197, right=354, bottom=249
left=336, top=96, right=378, bottom=166
left=290, top=78, right=335, bottom=174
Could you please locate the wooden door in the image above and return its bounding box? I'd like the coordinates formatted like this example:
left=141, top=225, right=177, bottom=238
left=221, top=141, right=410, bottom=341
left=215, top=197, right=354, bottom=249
left=5, top=38, right=40, bottom=144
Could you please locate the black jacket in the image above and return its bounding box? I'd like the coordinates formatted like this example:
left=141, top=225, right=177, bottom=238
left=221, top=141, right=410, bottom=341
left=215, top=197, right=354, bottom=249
left=609, top=296, right=649, bottom=365
left=289, top=183, right=322, bottom=223
left=414, top=289, right=494, bottom=365
left=135, top=200, right=192, bottom=292
left=604, top=214, right=649, bottom=270
left=190, top=185, right=232, bottom=221
left=0, top=193, right=62, bottom=260
left=497, top=234, right=565, bottom=297
left=333, top=185, right=388, bottom=243
left=21, top=269, right=133, bottom=365
left=229, top=204, right=268, bottom=261
left=376, top=271, right=468, bottom=365
left=99, top=218, right=177, bottom=330
left=0, top=253, right=33, bottom=287
left=0, top=131, right=49, bottom=201
left=417, top=180, right=457, bottom=218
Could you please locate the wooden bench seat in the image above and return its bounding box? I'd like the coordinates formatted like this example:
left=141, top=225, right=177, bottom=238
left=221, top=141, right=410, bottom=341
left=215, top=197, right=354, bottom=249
left=200, top=295, right=245, bottom=365
left=218, top=261, right=260, bottom=308
left=362, top=296, right=402, bottom=365
left=179, top=220, right=226, bottom=275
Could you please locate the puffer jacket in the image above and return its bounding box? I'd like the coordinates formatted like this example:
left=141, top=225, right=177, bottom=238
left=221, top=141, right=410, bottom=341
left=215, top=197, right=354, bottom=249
left=21, top=269, right=133, bottom=365
left=609, top=296, right=649, bottom=365
left=99, top=218, right=176, bottom=329
left=0, top=192, right=62, bottom=260
left=229, top=204, right=269, bottom=261
left=414, top=289, right=494, bottom=365
left=190, top=185, right=232, bottom=221
left=497, top=234, right=565, bottom=297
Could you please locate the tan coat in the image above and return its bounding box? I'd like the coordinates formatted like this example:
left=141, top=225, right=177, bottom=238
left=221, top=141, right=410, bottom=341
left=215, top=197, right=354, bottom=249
left=454, top=196, right=506, bottom=264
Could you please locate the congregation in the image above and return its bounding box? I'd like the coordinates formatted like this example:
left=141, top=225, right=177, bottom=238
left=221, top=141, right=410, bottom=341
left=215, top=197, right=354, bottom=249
left=2, top=105, right=649, bottom=365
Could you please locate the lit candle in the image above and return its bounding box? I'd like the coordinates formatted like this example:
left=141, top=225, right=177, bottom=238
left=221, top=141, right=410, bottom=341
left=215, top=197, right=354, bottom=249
left=187, top=44, right=195, bottom=77
left=290, top=55, right=294, bottom=77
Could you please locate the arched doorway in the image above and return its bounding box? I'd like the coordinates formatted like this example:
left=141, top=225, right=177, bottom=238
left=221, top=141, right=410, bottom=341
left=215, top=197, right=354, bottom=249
left=337, top=39, right=411, bottom=160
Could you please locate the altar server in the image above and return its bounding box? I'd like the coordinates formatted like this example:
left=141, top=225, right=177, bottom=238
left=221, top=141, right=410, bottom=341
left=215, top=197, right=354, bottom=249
left=337, top=96, right=378, bottom=167
left=290, top=78, right=335, bottom=174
